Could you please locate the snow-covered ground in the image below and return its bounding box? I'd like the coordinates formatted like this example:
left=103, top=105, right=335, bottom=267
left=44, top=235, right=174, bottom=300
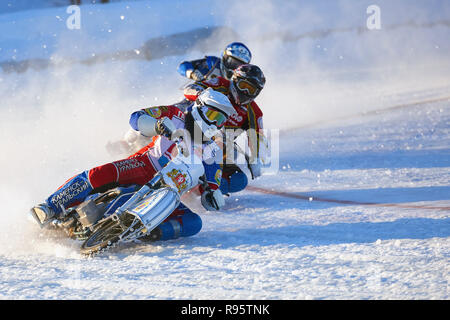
left=0, top=0, right=449, bottom=300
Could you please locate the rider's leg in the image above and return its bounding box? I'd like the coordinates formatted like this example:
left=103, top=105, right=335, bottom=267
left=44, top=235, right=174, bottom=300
left=143, top=203, right=203, bottom=242
left=31, top=155, right=157, bottom=225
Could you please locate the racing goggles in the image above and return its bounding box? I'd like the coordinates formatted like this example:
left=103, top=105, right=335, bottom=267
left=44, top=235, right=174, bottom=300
left=235, top=78, right=260, bottom=97
left=223, top=55, right=246, bottom=70
left=199, top=105, right=228, bottom=128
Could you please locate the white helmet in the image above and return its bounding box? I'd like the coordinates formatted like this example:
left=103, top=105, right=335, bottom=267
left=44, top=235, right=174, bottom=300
left=191, top=88, right=236, bottom=139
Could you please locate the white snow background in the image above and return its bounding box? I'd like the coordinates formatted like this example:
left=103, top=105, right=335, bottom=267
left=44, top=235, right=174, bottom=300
left=0, top=0, right=449, bottom=299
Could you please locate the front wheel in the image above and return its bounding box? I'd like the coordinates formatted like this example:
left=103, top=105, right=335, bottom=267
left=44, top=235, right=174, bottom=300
left=80, top=218, right=123, bottom=256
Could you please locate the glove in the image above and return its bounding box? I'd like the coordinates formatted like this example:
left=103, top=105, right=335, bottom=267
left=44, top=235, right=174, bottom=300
left=155, top=117, right=176, bottom=138
left=201, top=189, right=225, bottom=211
left=187, top=69, right=204, bottom=81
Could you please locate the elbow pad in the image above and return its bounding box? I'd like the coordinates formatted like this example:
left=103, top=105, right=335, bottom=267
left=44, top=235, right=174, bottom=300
left=136, top=114, right=158, bottom=137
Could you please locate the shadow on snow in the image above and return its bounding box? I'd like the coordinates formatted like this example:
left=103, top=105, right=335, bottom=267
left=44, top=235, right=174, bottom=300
left=193, top=217, right=450, bottom=249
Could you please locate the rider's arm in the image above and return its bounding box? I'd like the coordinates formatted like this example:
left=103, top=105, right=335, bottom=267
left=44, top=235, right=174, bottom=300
left=178, top=57, right=219, bottom=80
left=129, top=106, right=181, bottom=138
left=129, top=110, right=157, bottom=137
left=178, top=58, right=208, bottom=80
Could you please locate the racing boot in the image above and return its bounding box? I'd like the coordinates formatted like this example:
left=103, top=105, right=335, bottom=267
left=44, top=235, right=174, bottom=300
left=30, top=202, right=56, bottom=227
left=31, top=171, right=93, bottom=228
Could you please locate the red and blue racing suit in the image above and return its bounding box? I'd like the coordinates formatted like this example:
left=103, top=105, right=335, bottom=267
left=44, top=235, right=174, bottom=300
left=45, top=105, right=222, bottom=241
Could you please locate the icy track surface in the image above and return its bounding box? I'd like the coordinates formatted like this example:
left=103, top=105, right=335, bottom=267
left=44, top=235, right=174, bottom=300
left=0, top=100, right=449, bottom=300
left=0, top=0, right=449, bottom=299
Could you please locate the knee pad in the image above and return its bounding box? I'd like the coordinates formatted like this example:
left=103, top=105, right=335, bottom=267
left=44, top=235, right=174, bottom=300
left=220, top=171, right=248, bottom=194
left=159, top=211, right=202, bottom=241
left=180, top=212, right=203, bottom=237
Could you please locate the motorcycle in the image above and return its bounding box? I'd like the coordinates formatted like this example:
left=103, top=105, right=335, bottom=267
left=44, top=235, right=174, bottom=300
left=41, top=148, right=205, bottom=257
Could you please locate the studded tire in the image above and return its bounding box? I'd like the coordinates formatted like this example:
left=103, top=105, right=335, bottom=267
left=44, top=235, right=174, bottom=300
left=80, top=218, right=123, bottom=257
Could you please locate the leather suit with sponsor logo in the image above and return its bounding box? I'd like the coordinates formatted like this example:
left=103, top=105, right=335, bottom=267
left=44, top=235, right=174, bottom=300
left=43, top=104, right=223, bottom=242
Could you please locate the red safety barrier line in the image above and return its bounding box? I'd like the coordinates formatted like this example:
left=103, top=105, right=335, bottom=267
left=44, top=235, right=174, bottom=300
left=246, top=95, right=450, bottom=211
left=247, top=186, right=450, bottom=211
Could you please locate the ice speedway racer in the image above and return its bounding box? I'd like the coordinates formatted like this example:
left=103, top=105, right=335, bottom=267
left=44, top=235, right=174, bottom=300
left=30, top=89, right=237, bottom=256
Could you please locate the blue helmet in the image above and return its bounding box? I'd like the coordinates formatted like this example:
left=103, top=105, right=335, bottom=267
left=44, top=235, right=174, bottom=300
left=221, top=42, right=252, bottom=80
